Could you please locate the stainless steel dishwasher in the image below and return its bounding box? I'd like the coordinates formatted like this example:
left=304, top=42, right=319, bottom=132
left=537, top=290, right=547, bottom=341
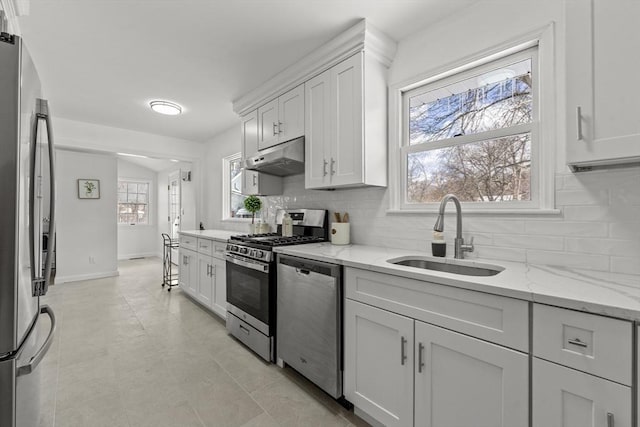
left=277, top=254, right=343, bottom=399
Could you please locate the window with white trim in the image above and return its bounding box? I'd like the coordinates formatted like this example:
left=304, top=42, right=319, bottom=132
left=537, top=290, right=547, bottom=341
left=222, top=153, right=250, bottom=220
left=396, top=44, right=546, bottom=211
left=117, top=180, right=150, bottom=224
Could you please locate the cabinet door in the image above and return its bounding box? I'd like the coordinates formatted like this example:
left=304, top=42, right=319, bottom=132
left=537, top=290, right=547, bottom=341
left=241, top=109, right=259, bottom=161
left=258, top=98, right=279, bottom=151
left=533, top=358, right=631, bottom=427
left=197, top=253, right=213, bottom=307
left=278, top=84, right=304, bottom=142
left=180, top=249, right=198, bottom=296
left=414, top=321, right=528, bottom=427
left=566, top=0, right=640, bottom=168
left=330, top=52, right=363, bottom=187
left=344, top=299, right=414, bottom=427
left=211, top=257, right=227, bottom=319
left=242, top=169, right=259, bottom=195
left=305, top=70, right=331, bottom=189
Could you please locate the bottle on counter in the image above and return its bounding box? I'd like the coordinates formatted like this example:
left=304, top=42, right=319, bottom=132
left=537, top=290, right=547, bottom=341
left=282, top=213, right=293, bottom=237
left=432, top=231, right=446, bottom=257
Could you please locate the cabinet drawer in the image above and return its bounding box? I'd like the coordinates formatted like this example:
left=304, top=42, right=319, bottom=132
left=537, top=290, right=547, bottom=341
left=179, top=234, right=197, bottom=251
left=212, top=242, right=227, bottom=260
left=533, top=304, right=632, bottom=385
left=196, top=238, right=213, bottom=256
left=345, top=267, right=529, bottom=352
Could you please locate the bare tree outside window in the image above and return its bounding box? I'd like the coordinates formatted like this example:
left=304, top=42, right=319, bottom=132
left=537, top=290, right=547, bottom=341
left=406, top=56, right=534, bottom=204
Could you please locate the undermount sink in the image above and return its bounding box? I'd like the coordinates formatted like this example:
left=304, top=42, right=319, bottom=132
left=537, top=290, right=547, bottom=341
left=387, top=256, right=504, bottom=277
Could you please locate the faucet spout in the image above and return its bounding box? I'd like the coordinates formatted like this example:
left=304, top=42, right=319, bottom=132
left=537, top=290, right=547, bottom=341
left=432, top=194, right=474, bottom=259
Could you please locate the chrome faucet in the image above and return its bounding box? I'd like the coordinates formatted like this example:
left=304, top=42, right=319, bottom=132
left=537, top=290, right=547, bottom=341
left=433, top=194, right=474, bottom=259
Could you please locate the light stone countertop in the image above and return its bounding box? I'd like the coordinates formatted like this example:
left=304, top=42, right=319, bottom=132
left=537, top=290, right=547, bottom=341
left=274, top=242, right=640, bottom=322
left=179, top=229, right=237, bottom=242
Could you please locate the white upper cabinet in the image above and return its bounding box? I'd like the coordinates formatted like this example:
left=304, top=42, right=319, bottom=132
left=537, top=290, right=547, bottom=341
left=566, top=0, right=640, bottom=170
left=241, top=109, right=259, bottom=161
left=278, top=84, right=305, bottom=143
left=258, top=84, right=304, bottom=151
left=305, top=51, right=388, bottom=189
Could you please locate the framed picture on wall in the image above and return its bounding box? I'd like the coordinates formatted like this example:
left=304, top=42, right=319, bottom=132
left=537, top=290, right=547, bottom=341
left=78, top=179, right=100, bottom=199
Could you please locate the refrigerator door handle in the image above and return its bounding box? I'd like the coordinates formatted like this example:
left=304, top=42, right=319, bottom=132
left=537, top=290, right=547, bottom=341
left=40, top=100, right=56, bottom=293
left=17, top=305, right=56, bottom=377
left=30, top=99, right=56, bottom=296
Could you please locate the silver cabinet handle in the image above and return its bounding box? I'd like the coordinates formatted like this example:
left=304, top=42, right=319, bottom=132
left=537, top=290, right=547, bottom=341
left=278, top=121, right=283, bottom=134
left=211, top=265, right=215, bottom=276
left=568, top=338, right=588, bottom=348
left=576, top=106, right=583, bottom=141
left=418, top=342, right=425, bottom=373
left=330, top=157, right=336, bottom=175
left=207, top=264, right=211, bottom=276
left=200, top=244, right=209, bottom=249
left=323, top=159, right=328, bottom=176
left=272, top=122, right=278, bottom=136
left=400, top=336, right=407, bottom=365
left=252, top=173, right=257, bottom=187
left=239, top=324, right=250, bottom=335
left=17, top=305, right=56, bottom=377
left=607, top=412, right=614, bottom=427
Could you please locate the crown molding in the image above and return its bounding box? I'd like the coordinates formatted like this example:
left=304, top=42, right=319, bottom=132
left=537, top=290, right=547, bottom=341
left=232, top=19, right=397, bottom=116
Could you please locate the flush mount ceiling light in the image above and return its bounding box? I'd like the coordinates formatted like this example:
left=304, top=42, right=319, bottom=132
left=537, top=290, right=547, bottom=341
left=149, top=100, right=182, bottom=115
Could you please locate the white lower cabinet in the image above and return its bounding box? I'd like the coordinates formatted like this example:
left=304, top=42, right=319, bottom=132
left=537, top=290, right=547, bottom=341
left=344, top=299, right=414, bottom=427
left=197, top=253, right=214, bottom=307
left=533, top=358, right=631, bottom=427
left=179, top=248, right=198, bottom=296
left=179, top=236, right=227, bottom=319
left=211, top=257, right=227, bottom=318
left=345, top=299, right=528, bottom=427
left=415, top=321, right=528, bottom=427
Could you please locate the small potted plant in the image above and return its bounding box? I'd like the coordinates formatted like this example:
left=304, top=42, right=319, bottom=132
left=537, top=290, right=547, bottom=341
left=243, top=195, right=262, bottom=234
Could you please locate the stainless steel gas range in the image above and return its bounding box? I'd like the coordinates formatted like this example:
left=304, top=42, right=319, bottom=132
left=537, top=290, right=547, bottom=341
left=225, top=209, right=328, bottom=362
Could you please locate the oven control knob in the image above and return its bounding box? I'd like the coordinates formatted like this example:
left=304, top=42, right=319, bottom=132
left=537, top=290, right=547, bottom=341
left=240, top=247, right=248, bottom=254
left=256, top=250, right=263, bottom=258
left=249, top=249, right=256, bottom=257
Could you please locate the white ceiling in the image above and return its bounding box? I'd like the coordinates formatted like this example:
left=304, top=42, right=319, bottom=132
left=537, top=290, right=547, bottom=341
left=18, top=0, right=475, bottom=144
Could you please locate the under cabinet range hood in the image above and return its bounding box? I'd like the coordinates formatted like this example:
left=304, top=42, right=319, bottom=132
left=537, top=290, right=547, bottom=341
left=245, top=137, right=304, bottom=177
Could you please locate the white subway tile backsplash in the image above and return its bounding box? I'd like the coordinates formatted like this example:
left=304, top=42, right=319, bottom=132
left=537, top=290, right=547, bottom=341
left=211, top=167, right=638, bottom=276
left=476, top=246, right=527, bottom=263
left=525, top=221, right=608, bottom=237
left=556, top=189, right=609, bottom=206
left=610, top=222, right=640, bottom=239
left=565, top=238, right=640, bottom=256
left=493, top=234, right=564, bottom=251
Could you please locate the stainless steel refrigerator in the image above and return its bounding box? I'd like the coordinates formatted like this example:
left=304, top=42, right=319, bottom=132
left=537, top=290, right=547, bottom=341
left=0, top=31, right=57, bottom=427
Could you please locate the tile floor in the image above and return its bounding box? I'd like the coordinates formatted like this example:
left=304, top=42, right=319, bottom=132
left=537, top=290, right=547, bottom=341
left=37, top=257, right=369, bottom=427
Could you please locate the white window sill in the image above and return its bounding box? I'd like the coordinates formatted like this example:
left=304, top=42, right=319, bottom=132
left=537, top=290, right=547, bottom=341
left=386, top=208, right=561, bottom=216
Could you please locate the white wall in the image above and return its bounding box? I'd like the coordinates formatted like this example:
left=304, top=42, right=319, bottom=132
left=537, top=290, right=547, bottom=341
left=117, top=159, right=158, bottom=260
left=55, top=150, right=118, bottom=282
left=54, top=117, right=203, bottom=161
left=201, top=1, right=640, bottom=275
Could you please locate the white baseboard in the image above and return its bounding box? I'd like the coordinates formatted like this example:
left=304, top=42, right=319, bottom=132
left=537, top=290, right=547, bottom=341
left=55, top=270, right=119, bottom=284
left=117, top=252, right=159, bottom=261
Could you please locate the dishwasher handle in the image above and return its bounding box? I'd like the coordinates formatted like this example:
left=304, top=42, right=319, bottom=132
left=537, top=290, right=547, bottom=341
left=278, top=254, right=340, bottom=277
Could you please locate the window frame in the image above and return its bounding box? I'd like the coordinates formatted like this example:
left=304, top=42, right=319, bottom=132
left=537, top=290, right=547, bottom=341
left=117, top=178, right=152, bottom=226
left=222, top=152, right=250, bottom=222
left=388, top=25, right=557, bottom=215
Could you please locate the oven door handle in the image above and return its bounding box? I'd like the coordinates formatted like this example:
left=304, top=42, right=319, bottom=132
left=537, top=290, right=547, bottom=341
left=225, top=254, right=269, bottom=273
